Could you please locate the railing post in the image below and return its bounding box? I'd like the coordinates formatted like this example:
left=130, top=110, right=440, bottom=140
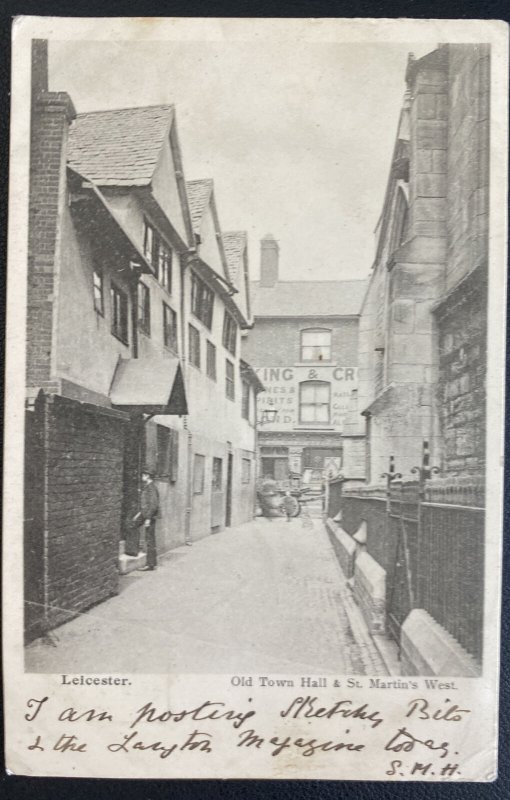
left=381, top=454, right=402, bottom=512
left=411, top=440, right=440, bottom=607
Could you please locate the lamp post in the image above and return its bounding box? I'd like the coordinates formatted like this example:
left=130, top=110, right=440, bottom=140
left=258, top=398, right=278, bottom=427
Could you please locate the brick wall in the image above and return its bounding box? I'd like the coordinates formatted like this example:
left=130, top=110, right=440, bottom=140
left=243, top=316, right=359, bottom=367
left=27, top=88, right=75, bottom=393
left=25, top=393, right=127, bottom=634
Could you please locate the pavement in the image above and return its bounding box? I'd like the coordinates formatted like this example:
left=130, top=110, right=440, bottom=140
left=25, top=515, right=388, bottom=675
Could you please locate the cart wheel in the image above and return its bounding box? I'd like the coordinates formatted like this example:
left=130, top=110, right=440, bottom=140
left=288, top=496, right=301, bottom=517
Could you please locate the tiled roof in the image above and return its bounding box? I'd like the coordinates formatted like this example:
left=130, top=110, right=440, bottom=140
left=67, top=104, right=174, bottom=185
left=251, top=280, right=368, bottom=317
left=222, top=231, right=247, bottom=286
left=186, top=179, right=213, bottom=234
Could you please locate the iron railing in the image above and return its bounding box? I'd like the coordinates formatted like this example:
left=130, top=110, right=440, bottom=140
left=327, top=448, right=484, bottom=664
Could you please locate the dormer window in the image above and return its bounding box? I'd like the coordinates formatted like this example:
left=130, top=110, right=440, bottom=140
left=144, top=218, right=172, bottom=290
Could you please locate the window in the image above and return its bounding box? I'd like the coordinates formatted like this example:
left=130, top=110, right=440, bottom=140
left=390, top=189, right=410, bottom=254
left=226, top=360, right=235, bottom=400
left=222, top=311, right=237, bottom=355
left=260, top=447, right=289, bottom=482
left=189, top=324, right=201, bottom=368
left=193, top=454, right=205, bottom=494
left=144, top=218, right=173, bottom=289
left=242, top=458, right=251, bottom=484
left=111, top=284, right=129, bottom=344
left=191, top=272, right=214, bottom=329
left=241, top=380, right=250, bottom=420
left=137, top=282, right=151, bottom=336
left=299, top=380, right=331, bottom=423
left=143, top=220, right=156, bottom=266
left=206, top=341, right=217, bottom=380
left=156, top=425, right=179, bottom=481
left=301, top=329, right=331, bottom=362
left=163, top=302, right=178, bottom=352
left=212, top=457, right=223, bottom=491
left=159, top=242, right=172, bottom=293
left=93, top=267, right=104, bottom=315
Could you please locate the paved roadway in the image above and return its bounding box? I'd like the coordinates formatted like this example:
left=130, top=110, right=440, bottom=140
left=25, top=516, right=386, bottom=675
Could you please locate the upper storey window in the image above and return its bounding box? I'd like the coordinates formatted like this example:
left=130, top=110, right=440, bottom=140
left=222, top=311, right=237, bottom=356
left=143, top=219, right=173, bottom=292
left=301, top=329, right=331, bottom=362
left=158, top=242, right=172, bottom=293
left=299, top=380, right=330, bottom=423
left=137, top=282, right=151, bottom=336
left=191, top=272, right=214, bottom=329
left=92, top=266, right=104, bottom=315
left=143, top=220, right=156, bottom=266
left=389, top=189, right=409, bottom=255
left=111, top=284, right=129, bottom=344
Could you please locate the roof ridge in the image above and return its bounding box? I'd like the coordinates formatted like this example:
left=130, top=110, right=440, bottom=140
left=252, top=278, right=367, bottom=284
left=74, top=103, right=175, bottom=117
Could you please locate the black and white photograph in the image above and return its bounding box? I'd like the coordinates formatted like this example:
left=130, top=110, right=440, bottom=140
left=4, top=16, right=507, bottom=781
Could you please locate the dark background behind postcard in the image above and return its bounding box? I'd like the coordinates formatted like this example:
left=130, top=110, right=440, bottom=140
left=0, top=0, right=508, bottom=798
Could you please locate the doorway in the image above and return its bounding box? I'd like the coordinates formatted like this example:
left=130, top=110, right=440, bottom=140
left=225, top=452, right=233, bottom=527
left=211, top=456, right=224, bottom=533
left=260, top=457, right=289, bottom=482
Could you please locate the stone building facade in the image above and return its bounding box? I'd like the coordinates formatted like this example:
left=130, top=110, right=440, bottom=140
left=24, top=41, right=262, bottom=640
left=242, top=235, right=367, bottom=486
left=356, top=44, right=489, bottom=485
left=329, top=44, right=489, bottom=675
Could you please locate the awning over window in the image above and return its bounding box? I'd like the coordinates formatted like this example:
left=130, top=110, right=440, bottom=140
left=109, top=357, right=188, bottom=415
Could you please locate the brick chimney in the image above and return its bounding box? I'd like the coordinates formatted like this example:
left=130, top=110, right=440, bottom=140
left=260, top=234, right=279, bottom=287
left=31, top=39, right=49, bottom=102
left=27, top=40, right=76, bottom=395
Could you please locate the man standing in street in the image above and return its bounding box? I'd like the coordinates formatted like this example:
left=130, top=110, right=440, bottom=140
left=139, top=467, right=160, bottom=571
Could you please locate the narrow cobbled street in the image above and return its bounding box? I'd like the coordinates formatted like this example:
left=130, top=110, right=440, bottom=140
left=26, top=517, right=386, bottom=676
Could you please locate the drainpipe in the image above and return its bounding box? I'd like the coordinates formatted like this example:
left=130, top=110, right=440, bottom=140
left=129, top=262, right=142, bottom=360
left=253, top=389, right=260, bottom=519
left=181, top=251, right=194, bottom=545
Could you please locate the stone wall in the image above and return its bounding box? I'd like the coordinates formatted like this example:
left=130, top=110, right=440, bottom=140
left=435, top=266, right=487, bottom=475
left=446, top=45, right=490, bottom=291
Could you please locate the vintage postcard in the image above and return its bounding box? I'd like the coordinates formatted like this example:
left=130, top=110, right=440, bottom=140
left=3, top=16, right=508, bottom=781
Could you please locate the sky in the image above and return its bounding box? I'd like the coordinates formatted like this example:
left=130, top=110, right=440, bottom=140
left=49, top=39, right=434, bottom=283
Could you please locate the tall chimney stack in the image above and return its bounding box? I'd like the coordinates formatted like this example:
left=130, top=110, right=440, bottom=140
left=31, top=40, right=49, bottom=103
left=260, top=234, right=279, bottom=287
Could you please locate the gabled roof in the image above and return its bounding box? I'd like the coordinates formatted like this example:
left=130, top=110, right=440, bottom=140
left=186, top=179, right=213, bottom=234
left=251, top=280, right=368, bottom=317
left=67, top=104, right=174, bottom=186
left=222, top=231, right=247, bottom=286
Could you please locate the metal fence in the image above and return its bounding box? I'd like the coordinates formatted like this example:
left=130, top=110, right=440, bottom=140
left=327, top=475, right=484, bottom=663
